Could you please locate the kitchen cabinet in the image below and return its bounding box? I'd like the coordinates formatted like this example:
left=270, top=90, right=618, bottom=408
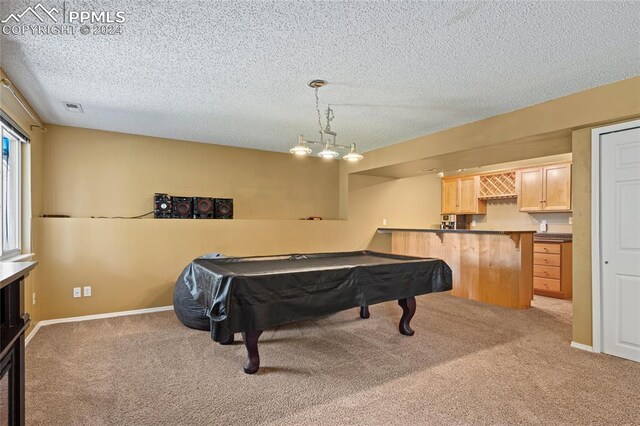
left=441, top=176, right=487, bottom=214
left=516, top=163, right=571, bottom=212
left=533, top=241, right=572, bottom=299
left=442, top=179, right=458, bottom=214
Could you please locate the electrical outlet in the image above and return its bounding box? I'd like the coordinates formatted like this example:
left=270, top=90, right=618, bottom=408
left=382, top=218, right=387, bottom=226
left=539, top=220, right=548, bottom=233
left=83, top=286, right=92, bottom=297
left=32, top=292, right=36, bottom=305
left=73, top=287, right=82, bottom=298
left=569, top=216, right=573, bottom=225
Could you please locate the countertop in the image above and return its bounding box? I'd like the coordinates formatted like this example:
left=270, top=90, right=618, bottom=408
left=0, top=261, right=37, bottom=289
left=377, top=228, right=536, bottom=235
left=534, top=233, right=573, bottom=242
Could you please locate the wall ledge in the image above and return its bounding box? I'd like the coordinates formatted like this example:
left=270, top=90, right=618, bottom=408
left=37, top=217, right=347, bottom=222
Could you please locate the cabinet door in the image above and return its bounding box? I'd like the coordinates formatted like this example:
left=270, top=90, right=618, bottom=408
left=441, top=179, right=458, bottom=214
left=543, top=163, right=571, bottom=211
left=517, top=167, right=544, bottom=211
left=458, top=177, right=476, bottom=213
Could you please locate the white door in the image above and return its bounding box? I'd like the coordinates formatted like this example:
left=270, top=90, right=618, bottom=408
left=601, top=126, right=640, bottom=362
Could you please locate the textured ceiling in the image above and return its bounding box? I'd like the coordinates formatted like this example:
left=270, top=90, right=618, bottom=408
left=1, top=1, right=639, bottom=154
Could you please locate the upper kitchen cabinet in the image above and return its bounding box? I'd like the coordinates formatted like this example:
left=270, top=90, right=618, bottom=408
left=441, top=176, right=487, bottom=214
left=516, top=163, right=572, bottom=212
left=442, top=178, right=458, bottom=213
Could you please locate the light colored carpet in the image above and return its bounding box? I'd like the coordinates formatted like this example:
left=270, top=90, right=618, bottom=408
left=26, top=293, right=640, bottom=425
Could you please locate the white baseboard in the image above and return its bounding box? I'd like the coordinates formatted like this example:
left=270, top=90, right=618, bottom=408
left=571, top=341, right=594, bottom=352
left=25, top=321, right=43, bottom=346
left=25, top=305, right=174, bottom=346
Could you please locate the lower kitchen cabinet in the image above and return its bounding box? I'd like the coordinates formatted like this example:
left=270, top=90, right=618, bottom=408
left=533, top=240, right=572, bottom=299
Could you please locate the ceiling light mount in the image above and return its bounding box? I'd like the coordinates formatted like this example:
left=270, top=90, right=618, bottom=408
left=291, top=79, right=363, bottom=162
left=307, top=79, right=328, bottom=89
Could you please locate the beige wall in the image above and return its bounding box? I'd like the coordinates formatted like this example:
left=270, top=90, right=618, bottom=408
left=43, top=125, right=340, bottom=220
left=350, top=173, right=442, bottom=230
left=36, top=171, right=443, bottom=319
left=471, top=201, right=572, bottom=233
left=571, top=127, right=593, bottom=346
left=0, top=68, right=44, bottom=334
left=37, top=218, right=354, bottom=319
left=36, top=124, right=344, bottom=319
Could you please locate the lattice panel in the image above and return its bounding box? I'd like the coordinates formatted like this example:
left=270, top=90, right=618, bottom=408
left=479, top=171, right=516, bottom=199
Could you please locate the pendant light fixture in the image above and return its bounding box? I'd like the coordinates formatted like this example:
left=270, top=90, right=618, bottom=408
left=290, top=80, right=363, bottom=162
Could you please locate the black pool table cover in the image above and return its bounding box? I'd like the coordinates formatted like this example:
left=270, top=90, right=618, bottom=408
left=181, top=250, right=452, bottom=342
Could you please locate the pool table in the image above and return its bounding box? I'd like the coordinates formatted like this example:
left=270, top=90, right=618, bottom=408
left=183, top=251, right=452, bottom=374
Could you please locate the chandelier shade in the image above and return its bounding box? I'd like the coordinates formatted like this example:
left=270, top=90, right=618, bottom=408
left=318, top=144, right=340, bottom=159
left=290, top=134, right=312, bottom=156
left=343, top=143, right=364, bottom=162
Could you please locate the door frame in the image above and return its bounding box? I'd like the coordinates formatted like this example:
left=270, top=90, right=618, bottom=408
left=591, top=119, right=640, bottom=353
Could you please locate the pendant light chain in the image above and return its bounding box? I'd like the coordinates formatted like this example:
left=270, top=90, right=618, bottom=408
left=315, top=87, right=324, bottom=135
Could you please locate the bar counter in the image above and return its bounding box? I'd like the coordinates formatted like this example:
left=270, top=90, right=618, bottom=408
left=378, top=228, right=535, bottom=309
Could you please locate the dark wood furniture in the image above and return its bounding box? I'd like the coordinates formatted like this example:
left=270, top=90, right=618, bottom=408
left=1, top=261, right=37, bottom=426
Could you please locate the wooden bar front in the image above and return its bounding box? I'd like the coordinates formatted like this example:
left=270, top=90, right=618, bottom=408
left=390, top=230, right=534, bottom=309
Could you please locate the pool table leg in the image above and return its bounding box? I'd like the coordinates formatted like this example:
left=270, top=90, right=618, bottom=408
left=398, top=297, right=416, bottom=336
left=242, top=330, right=263, bottom=374
left=359, top=305, right=370, bottom=319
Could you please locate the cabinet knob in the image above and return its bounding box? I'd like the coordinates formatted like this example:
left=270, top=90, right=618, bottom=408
left=604, top=261, right=609, bottom=264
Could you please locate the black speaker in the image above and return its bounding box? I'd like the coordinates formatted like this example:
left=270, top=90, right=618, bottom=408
left=171, top=196, right=193, bottom=219
left=214, top=198, right=233, bottom=219
left=193, top=197, right=214, bottom=219
left=154, top=193, right=172, bottom=218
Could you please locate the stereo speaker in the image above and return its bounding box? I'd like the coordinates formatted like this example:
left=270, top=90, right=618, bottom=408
left=154, top=193, right=172, bottom=218
left=171, top=196, right=193, bottom=219
left=193, top=197, right=214, bottom=219
left=214, top=198, right=233, bottom=219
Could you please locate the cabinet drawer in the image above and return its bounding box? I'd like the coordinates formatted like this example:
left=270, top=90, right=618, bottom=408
left=534, top=277, right=561, bottom=292
left=534, top=265, right=560, bottom=279
left=534, top=253, right=561, bottom=267
left=534, top=243, right=561, bottom=254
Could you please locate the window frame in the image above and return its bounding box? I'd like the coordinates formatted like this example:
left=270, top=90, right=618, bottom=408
left=0, top=122, right=23, bottom=260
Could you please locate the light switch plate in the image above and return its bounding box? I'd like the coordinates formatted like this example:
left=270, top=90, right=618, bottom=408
left=83, top=286, right=92, bottom=297
left=73, top=287, right=82, bottom=298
